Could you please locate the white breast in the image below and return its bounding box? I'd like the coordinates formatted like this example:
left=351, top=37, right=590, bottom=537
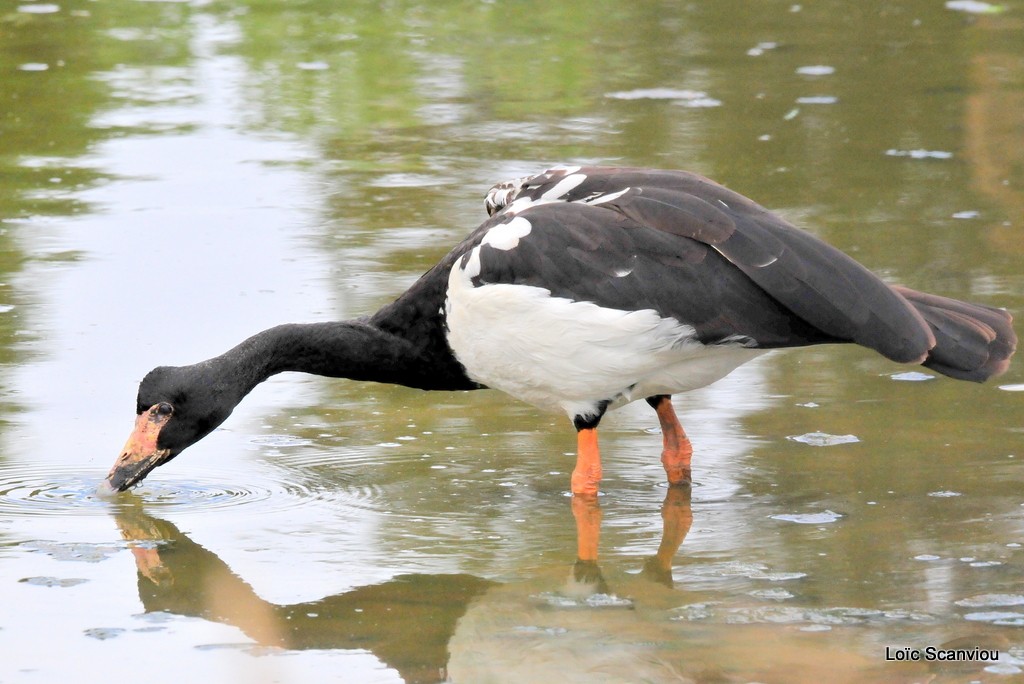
left=444, top=247, right=764, bottom=420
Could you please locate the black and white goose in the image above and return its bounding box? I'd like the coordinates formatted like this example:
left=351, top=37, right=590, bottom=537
left=102, top=166, right=1017, bottom=496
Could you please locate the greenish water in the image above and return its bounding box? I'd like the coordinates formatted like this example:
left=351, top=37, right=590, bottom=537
left=1, top=1, right=1022, bottom=682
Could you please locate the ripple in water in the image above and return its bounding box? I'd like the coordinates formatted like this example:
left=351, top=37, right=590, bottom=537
left=0, top=462, right=387, bottom=517
left=138, top=475, right=389, bottom=517
left=0, top=465, right=113, bottom=517
left=129, top=477, right=302, bottom=515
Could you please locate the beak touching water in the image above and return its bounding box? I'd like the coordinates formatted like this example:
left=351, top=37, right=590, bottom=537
left=99, top=403, right=174, bottom=495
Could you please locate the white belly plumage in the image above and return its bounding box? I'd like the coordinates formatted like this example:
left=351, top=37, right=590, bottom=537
left=444, top=258, right=764, bottom=421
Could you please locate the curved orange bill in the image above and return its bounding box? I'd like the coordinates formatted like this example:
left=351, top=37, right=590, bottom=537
left=100, top=406, right=173, bottom=494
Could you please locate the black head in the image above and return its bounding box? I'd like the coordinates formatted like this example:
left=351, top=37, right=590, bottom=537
left=100, top=365, right=237, bottom=493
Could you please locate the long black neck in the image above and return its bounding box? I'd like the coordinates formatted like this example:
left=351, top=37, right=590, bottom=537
left=205, top=319, right=476, bottom=399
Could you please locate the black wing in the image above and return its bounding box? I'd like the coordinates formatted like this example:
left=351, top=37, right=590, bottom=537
left=476, top=166, right=936, bottom=361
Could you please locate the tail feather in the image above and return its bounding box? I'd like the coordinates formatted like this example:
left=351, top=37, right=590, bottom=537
left=893, top=286, right=1017, bottom=382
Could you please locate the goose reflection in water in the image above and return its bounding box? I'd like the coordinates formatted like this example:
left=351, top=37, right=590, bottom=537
left=113, top=504, right=493, bottom=684
left=113, top=491, right=956, bottom=684
left=570, top=485, right=692, bottom=594
left=110, top=489, right=693, bottom=684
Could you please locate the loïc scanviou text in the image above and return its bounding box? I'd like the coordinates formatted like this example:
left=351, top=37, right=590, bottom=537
left=885, top=646, right=999, bottom=662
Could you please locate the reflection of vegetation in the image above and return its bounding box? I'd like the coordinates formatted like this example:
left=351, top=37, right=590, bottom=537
left=0, top=1, right=194, bottom=218
left=215, top=0, right=726, bottom=198
left=0, top=0, right=201, bottom=413
left=223, top=1, right=635, bottom=133
left=963, top=14, right=1024, bottom=256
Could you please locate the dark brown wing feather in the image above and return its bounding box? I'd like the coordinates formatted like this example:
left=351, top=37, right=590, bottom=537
left=892, top=286, right=1015, bottom=381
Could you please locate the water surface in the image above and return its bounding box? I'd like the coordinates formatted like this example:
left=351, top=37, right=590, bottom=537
left=1, top=1, right=1022, bottom=682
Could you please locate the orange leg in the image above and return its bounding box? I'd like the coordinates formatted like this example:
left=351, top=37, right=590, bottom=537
left=571, top=427, right=602, bottom=496
left=647, top=395, right=693, bottom=486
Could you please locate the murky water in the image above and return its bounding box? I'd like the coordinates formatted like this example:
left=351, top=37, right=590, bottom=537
left=1, top=1, right=1022, bottom=682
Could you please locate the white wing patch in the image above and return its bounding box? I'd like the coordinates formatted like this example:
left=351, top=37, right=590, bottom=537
left=585, top=187, right=631, bottom=206
left=458, top=216, right=533, bottom=280
left=540, top=172, right=588, bottom=201
left=501, top=195, right=546, bottom=216
left=481, top=216, right=532, bottom=250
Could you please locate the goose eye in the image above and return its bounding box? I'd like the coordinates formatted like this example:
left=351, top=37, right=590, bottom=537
left=155, top=402, right=174, bottom=418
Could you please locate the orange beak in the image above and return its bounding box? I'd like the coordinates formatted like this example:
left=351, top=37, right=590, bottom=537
left=99, top=404, right=173, bottom=494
